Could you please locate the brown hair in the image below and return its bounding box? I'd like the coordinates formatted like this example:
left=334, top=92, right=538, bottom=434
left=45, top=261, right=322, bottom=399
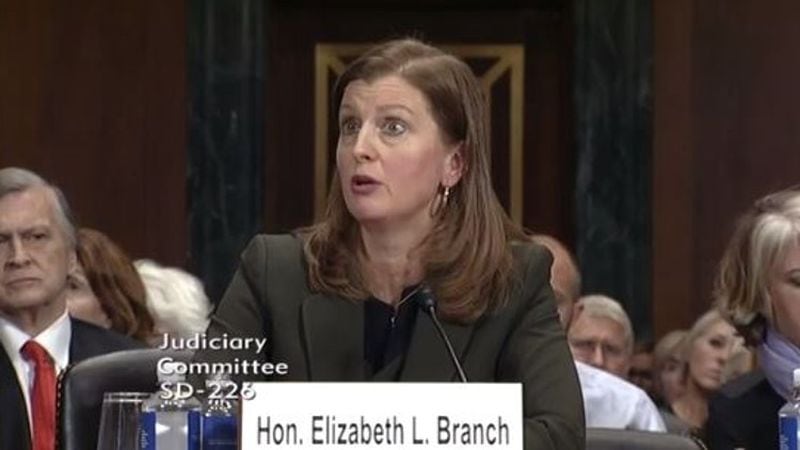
left=76, top=228, right=154, bottom=341
left=714, top=187, right=800, bottom=345
left=300, top=38, right=526, bottom=323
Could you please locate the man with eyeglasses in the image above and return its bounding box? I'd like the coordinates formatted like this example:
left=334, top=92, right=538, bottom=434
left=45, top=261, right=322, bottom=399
left=534, top=235, right=665, bottom=432
left=567, top=294, right=634, bottom=379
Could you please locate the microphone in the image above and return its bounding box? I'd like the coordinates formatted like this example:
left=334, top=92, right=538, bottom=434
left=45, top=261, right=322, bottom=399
left=415, top=285, right=469, bottom=383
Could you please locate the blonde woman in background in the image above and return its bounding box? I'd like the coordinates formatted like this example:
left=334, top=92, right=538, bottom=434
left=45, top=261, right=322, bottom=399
left=669, top=310, right=739, bottom=442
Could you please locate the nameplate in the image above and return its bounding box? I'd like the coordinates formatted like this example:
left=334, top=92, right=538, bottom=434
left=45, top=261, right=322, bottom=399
left=240, top=382, right=522, bottom=449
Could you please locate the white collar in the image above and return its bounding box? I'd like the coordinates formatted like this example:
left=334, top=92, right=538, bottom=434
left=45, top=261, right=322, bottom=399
left=0, top=311, right=71, bottom=370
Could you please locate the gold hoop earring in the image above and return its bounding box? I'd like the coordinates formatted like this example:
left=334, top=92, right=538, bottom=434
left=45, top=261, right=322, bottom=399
left=430, top=184, right=451, bottom=217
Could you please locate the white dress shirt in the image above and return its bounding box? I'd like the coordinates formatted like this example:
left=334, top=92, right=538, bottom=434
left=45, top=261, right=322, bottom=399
left=576, top=360, right=666, bottom=432
left=0, top=311, right=71, bottom=430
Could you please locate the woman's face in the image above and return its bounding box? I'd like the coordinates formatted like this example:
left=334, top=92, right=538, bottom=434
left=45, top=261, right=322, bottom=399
left=336, top=75, right=463, bottom=230
left=769, top=239, right=800, bottom=347
left=658, top=356, right=685, bottom=404
left=66, top=264, right=111, bottom=328
left=687, top=319, right=738, bottom=392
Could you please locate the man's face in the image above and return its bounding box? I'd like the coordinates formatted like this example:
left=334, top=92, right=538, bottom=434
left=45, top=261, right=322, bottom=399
left=0, top=187, right=74, bottom=318
left=568, top=313, right=631, bottom=378
left=628, top=351, right=655, bottom=395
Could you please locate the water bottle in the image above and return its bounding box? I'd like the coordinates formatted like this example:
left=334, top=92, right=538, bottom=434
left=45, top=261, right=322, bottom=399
left=779, top=368, right=800, bottom=450
left=139, top=362, right=201, bottom=450
left=201, top=373, right=238, bottom=450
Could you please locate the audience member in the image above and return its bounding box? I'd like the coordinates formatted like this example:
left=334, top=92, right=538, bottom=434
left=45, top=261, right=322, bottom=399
left=65, top=261, right=108, bottom=328
left=629, top=339, right=656, bottom=398
left=568, top=294, right=633, bottom=378
left=707, top=187, right=800, bottom=449
left=533, top=234, right=580, bottom=326
left=0, top=167, right=141, bottom=450
left=195, top=39, right=584, bottom=447
left=575, top=359, right=666, bottom=431
left=653, top=329, right=688, bottom=407
left=669, top=310, right=738, bottom=441
left=67, top=227, right=155, bottom=342
left=135, top=259, right=211, bottom=345
left=535, top=235, right=665, bottom=432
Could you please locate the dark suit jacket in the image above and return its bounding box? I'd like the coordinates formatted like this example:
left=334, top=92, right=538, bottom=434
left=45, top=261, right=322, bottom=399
left=0, top=318, right=142, bottom=450
left=706, top=370, right=785, bottom=450
left=198, top=234, right=585, bottom=449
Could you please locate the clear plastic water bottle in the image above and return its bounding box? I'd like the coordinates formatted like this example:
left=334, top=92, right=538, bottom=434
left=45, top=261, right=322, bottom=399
left=139, top=362, right=201, bottom=450
left=779, top=368, right=800, bottom=450
left=200, top=373, right=238, bottom=450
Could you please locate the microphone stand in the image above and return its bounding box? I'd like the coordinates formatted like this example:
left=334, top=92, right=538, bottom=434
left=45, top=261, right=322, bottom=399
left=416, top=286, right=468, bottom=383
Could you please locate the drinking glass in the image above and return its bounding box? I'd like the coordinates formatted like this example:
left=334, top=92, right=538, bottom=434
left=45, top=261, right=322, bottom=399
left=96, top=392, right=150, bottom=450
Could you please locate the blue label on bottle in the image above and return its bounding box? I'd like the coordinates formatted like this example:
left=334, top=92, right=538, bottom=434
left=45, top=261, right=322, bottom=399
left=188, top=410, right=201, bottom=450
left=202, top=415, right=238, bottom=450
left=140, top=412, right=156, bottom=450
left=780, top=416, right=799, bottom=450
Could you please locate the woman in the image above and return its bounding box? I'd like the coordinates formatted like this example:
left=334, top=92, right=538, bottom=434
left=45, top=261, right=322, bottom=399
left=669, top=310, right=738, bottom=440
left=652, top=329, right=689, bottom=433
left=66, top=227, right=155, bottom=342
left=706, top=187, right=800, bottom=449
left=653, top=329, right=687, bottom=408
left=198, top=38, right=584, bottom=448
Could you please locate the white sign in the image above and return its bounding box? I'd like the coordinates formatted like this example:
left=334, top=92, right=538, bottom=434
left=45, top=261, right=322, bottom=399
left=240, top=382, right=523, bottom=449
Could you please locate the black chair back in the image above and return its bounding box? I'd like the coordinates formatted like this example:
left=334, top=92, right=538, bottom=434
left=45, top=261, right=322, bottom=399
left=57, top=349, right=192, bottom=450
left=587, top=428, right=705, bottom=450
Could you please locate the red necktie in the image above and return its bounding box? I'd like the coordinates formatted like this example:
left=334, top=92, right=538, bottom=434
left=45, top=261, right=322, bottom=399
left=21, top=340, right=56, bottom=450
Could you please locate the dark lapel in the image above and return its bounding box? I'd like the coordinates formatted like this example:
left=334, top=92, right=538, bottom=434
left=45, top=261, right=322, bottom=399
left=67, top=318, right=142, bottom=363
left=68, top=319, right=98, bottom=363
left=301, top=294, right=365, bottom=381
left=0, top=346, right=31, bottom=450
left=399, top=312, right=474, bottom=381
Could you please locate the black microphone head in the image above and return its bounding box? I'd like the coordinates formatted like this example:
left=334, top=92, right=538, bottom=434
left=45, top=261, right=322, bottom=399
left=416, top=284, right=437, bottom=312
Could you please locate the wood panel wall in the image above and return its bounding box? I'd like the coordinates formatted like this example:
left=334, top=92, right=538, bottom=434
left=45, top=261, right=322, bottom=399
left=0, top=0, right=187, bottom=266
left=11, top=0, right=797, bottom=336
left=263, top=2, right=574, bottom=245
left=653, top=0, right=800, bottom=336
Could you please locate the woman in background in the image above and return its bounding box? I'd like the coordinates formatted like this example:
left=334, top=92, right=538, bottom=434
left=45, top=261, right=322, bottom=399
left=67, top=227, right=154, bottom=342
left=669, top=310, right=738, bottom=440
left=653, top=329, right=689, bottom=433
left=707, top=187, right=800, bottom=449
left=653, top=329, right=688, bottom=408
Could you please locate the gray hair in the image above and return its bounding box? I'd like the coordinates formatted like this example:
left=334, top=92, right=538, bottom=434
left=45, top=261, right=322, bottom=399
left=575, top=294, right=635, bottom=354
left=135, top=259, right=212, bottom=344
left=0, top=167, right=77, bottom=247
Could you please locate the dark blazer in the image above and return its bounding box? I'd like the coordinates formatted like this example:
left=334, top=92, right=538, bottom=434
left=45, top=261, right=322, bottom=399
left=706, top=370, right=785, bottom=450
left=0, top=318, right=142, bottom=450
left=197, top=234, right=585, bottom=449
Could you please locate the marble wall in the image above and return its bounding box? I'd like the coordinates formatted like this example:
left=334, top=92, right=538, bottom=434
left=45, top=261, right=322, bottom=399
left=187, top=0, right=265, bottom=301
left=573, top=0, right=653, bottom=341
